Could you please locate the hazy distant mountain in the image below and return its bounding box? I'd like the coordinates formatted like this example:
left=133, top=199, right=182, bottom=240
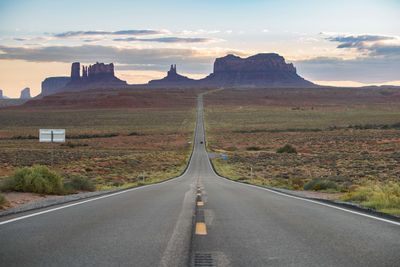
left=0, top=89, right=9, bottom=99
left=20, top=87, right=32, bottom=99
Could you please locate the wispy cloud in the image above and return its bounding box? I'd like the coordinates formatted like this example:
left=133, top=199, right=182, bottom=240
left=53, top=29, right=166, bottom=38
left=179, top=29, right=220, bottom=35
left=113, top=36, right=216, bottom=43
left=324, top=33, right=400, bottom=57
left=0, top=45, right=219, bottom=73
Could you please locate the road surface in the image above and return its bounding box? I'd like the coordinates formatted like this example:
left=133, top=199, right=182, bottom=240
left=1, top=94, right=399, bottom=267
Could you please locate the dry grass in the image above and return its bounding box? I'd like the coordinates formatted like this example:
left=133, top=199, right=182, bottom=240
left=205, top=88, right=400, bottom=215
left=0, top=97, right=196, bottom=191
left=342, top=182, right=400, bottom=215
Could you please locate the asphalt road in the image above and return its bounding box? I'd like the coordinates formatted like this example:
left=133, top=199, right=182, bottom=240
left=1, top=94, right=399, bottom=267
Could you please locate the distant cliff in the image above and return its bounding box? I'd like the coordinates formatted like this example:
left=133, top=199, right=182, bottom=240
left=41, top=77, right=71, bottom=96
left=0, top=89, right=3, bottom=99
left=200, top=53, right=314, bottom=87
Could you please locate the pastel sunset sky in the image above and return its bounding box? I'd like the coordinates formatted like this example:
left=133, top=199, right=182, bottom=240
left=0, top=0, right=399, bottom=97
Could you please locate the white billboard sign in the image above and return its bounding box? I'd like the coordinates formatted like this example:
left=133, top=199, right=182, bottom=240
left=39, top=129, right=66, bottom=143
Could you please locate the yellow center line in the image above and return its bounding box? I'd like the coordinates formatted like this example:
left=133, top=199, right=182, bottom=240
left=195, top=222, right=207, bottom=235
left=197, top=201, right=204, bottom=206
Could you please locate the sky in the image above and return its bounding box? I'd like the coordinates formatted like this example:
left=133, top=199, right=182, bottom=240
left=0, top=0, right=399, bottom=97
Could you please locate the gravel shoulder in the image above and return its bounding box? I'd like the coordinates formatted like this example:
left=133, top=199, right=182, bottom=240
left=0, top=189, right=116, bottom=217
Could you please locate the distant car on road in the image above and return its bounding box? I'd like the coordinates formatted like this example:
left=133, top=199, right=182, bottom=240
left=200, top=141, right=204, bottom=144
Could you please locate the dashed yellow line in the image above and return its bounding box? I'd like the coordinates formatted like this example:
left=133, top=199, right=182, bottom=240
left=197, top=201, right=204, bottom=206
left=195, top=222, right=207, bottom=235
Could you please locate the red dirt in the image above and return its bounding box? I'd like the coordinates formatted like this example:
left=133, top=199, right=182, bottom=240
left=205, top=87, right=400, bottom=107
left=7, top=88, right=202, bottom=110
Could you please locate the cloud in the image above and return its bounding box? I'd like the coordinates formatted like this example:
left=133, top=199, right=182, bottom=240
left=113, top=36, right=215, bottom=43
left=0, top=45, right=216, bottom=73
left=327, top=34, right=392, bottom=47
left=53, top=29, right=166, bottom=38
left=325, top=33, right=400, bottom=57
left=180, top=29, right=220, bottom=35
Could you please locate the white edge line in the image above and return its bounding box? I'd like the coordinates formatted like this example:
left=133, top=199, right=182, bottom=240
left=0, top=171, right=187, bottom=226
left=200, top=113, right=400, bottom=228
left=206, top=158, right=400, bottom=226
left=0, top=98, right=204, bottom=226
left=0, top=125, right=200, bottom=227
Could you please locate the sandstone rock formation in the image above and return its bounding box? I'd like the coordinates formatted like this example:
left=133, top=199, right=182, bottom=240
left=66, top=62, right=126, bottom=89
left=201, top=53, right=314, bottom=87
left=149, top=64, right=194, bottom=85
left=41, top=62, right=127, bottom=96
left=71, top=62, right=81, bottom=80
left=41, top=77, right=71, bottom=96
left=0, top=89, right=3, bottom=99
left=20, top=87, right=31, bottom=99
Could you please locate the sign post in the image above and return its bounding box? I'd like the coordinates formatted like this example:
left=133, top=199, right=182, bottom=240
left=39, top=129, right=65, bottom=166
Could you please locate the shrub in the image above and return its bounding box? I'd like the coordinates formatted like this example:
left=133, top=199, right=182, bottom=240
left=289, top=178, right=305, bottom=190
left=303, top=178, right=338, bottom=191
left=5, top=165, right=64, bottom=195
left=246, top=146, right=262, bottom=151
left=61, top=142, right=89, bottom=148
left=128, top=132, right=142, bottom=136
left=0, top=193, right=6, bottom=207
left=64, top=175, right=95, bottom=192
left=67, top=133, right=118, bottom=139
left=10, top=135, right=36, bottom=140
left=276, top=144, right=297, bottom=154
left=342, top=182, right=400, bottom=215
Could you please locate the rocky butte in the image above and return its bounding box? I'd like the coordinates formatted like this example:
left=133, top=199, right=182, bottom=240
left=41, top=62, right=127, bottom=95
left=0, top=89, right=3, bottom=99
left=149, top=64, right=194, bottom=86
left=40, top=53, right=313, bottom=96
left=20, top=87, right=31, bottom=99
left=67, top=62, right=127, bottom=88
left=147, top=53, right=314, bottom=87
left=200, top=53, right=314, bottom=87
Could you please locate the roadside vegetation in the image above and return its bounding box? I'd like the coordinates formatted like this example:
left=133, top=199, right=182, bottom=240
left=342, top=182, right=400, bottom=215
left=0, top=98, right=196, bottom=208
left=276, top=144, right=297, bottom=154
left=0, top=192, right=6, bottom=208
left=2, top=165, right=64, bottom=195
left=205, top=88, right=400, bottom=216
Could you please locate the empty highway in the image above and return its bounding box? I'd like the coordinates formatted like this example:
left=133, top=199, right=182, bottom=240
left=1, top=94, right=399, bottom=267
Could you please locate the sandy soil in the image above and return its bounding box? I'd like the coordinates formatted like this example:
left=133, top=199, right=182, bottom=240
left=1, top=192, right=63, bottom=210
left=287, top=190, right=343, bottom=200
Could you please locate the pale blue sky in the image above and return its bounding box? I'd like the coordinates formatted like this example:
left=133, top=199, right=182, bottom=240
left=0, top=0, right=399, bottom=96
left=1, top=0, right=399, bottom=34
